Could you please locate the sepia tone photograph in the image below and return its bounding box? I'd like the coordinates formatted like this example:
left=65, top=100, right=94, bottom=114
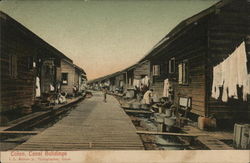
left=0, top=0, right=249, bottom=162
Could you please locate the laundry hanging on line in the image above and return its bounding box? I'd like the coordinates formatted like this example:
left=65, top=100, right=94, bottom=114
left=163, top=79, right=170, bottom=97
left=35, top=76, right=41, bottom=97
left=211, top=41, right=250, bottom=102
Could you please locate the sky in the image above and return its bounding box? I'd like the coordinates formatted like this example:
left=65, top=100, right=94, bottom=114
left=0, top=0, right=218, bottom=80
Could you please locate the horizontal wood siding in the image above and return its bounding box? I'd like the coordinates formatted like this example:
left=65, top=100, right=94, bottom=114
left=133, top=61, right=150, bottom=79
left=0, top=16, right=36, bottom=112
left=207, top=0, right=250, bottom=119
left=115, top=74, right=124, bottom=88
left=151, top=21, right=208, bottom=116
left=74, top=70, right=80, bottom=88
left=60, top=60, right=75, bottom=94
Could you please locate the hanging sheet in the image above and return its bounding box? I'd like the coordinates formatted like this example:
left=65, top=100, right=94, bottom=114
left=163, top=79, right=170, bottom=97
left=211, top=42, right=250, bottom=102
left=36, top=77, right=41, bottom=97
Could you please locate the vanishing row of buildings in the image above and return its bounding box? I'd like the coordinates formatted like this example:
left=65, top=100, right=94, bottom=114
left=0, top=12, right=87, bottom=116
left=88, top=0, right=250, bottom=125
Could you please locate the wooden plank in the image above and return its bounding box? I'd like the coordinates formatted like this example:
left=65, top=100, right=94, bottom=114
left=136, top=130, right=207, bottom=137
left=0, top=130, right=40, bottom=135
left=124, top=109, right=153, bottom=114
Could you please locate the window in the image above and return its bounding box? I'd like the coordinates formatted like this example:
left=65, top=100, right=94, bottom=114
left=27, top=56, right=35, bottom=70
left=61, top=73, right=68, bottom=85
left=178, top=60, right=189, bottom=84
left=9, top=55, right=17, bottom=78
left=169, top=57, right=175, bottom=73
left=152, top=65, right=160, bottom=76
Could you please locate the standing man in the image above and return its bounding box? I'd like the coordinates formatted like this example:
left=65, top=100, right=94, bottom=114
left=103, top=87, right=108, bottom=103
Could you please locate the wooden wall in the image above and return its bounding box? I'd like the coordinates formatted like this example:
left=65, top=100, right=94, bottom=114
left=115, top=74, right=125, bottom=88
left=149, top=58, right=168, bottom=97
left=74, top=69, right=80, bottom=89
left=206, top=0, right=250, bottom=120
left=0, top=14, right=36, bottom=113
left=126, top=69, right=134, bottom=89
left=60, top=60, right=75, bottom=94
left=150, top=20, right=208, bottom=116
left=133, top=61, right=150, bottom=79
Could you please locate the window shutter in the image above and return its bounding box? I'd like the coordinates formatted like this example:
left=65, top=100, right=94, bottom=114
left=153, top=65, right=160, bottom=76
left=178, top=63, right=183, bottom=84
left=169, top=58, right=175, bottom=73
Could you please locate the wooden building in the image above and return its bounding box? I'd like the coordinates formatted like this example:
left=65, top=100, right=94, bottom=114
left=0, top=12, right=85, bottom=119
left=0, top=12, right=36, bottom=114
left=139, top=0, right=250, bottom=123
left=74, top=64, right=87, bottom=92
left=60, top=59, right=77, bottom=94
left=0, top=12, right=68, bottom=113
left=89, top=0, right=249, bottom=126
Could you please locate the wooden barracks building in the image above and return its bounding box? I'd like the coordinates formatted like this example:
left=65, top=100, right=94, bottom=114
left=0, top=11, right=86, bottom=123
left=89, top=0, right=250, bottom=126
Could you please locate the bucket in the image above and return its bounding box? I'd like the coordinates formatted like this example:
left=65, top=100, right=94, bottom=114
left=164, top=117, right=176, bottom=127
left=126, top=90, right=135, bottom=98
left=155, top=113, right=168, bottom=122
left=165, top=109, right=172, bottom=117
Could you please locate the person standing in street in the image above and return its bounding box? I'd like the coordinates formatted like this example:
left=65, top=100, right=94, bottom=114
left=103, top=87, right=108, bottom=103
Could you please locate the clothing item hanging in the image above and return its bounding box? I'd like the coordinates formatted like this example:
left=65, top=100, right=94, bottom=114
left=35, top=77, right=41, bottom=97
left=163, top=79, right=170, bottom=97
left=133, top=79, right=141, bottom=88
left=211, top=41, right=250, bottom=102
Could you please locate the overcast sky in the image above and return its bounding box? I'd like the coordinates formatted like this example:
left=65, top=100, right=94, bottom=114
left=0, top=0, right=218, bottom=80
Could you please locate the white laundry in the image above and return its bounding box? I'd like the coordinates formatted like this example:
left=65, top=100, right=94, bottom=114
left=221, top=58, right=229, bottom=102
left=35, top=77, right=41, bottom=97
left=133, top=79, right=141, bottom=88
left=163, top=79, right=170, bottom=97
left=228, top=51, right=238, bottom=98
left=212, top=41, right=249, bottom=102
left=141, top=78, right=145, bottom=86
left=141, top=76, right=150, bottom=86
left=144, top=76, right=150, bottom=86
left=211, top=64, right=223, bottom=99
left=50, top=84, right=55, bottom=91
left=178, top=64, right=183, bottom=84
